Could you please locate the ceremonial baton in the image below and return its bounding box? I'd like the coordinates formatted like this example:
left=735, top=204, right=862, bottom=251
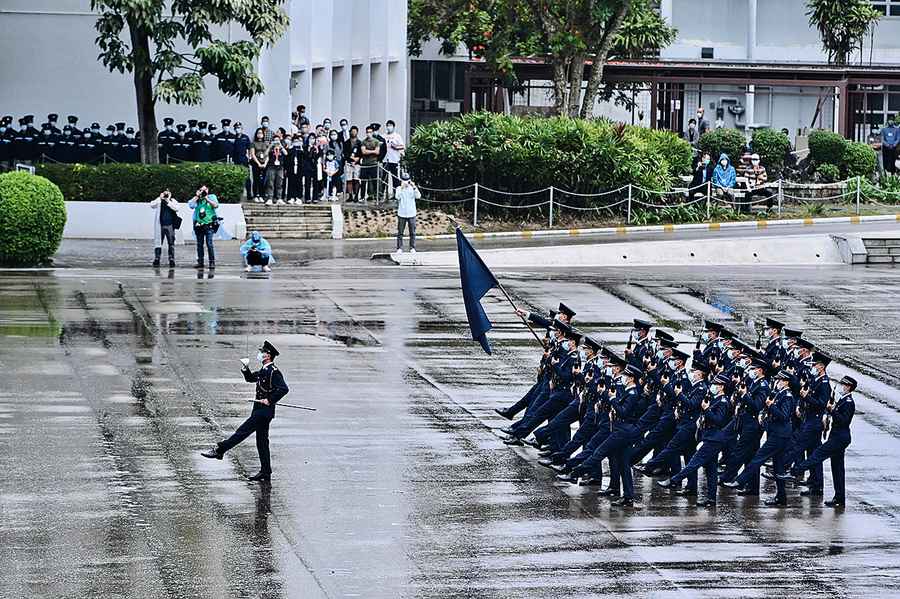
left=246, top=399, right=317, bottom=411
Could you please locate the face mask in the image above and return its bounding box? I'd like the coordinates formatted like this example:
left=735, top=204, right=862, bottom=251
left=43, top=130, right=51, bottom=136
left=561, top=340, right=572, bottom=352
left=605, top=367, right=613, bottom=377
left=840, top=385, right=851, bottom=395
left=781, top=339, right=790, bottom=349
left=386, top=126, right=394, bottom=133
left=703, top=158, right=711, bottom=165
left=578, top=349, right=587, bottom=362
left=84, top=133, right=91, bottom=138
left=701, top=332, right=710, bottom=343
left=126, top=133, right=134, bottom=139
left=710, top=384, right=721, bottom=396
left=293, top=141, right=301, bottom=147
left=235, top=127, right=242, bottom=134
left=165, top=125, right=173, bottom=131
left=330, top=134, right=338, bottom=141
left=655, top=350, right=666, bottom=359
left=341, top=124, right=349, bottom=131
left=726, top=349, right=737, bottom=360
left=261, top=121, right=269, bottom=128
left=366, top=133, right=373, bottom=139
left=549, top=330, right=559, bottom=341
left=697, top=112, right=703, bottom=119
left=667, top=359, right=678, bottom=370
left=690, top=371, right=701, bottom=384
left=752, top=160, right=760, bottom=166
left=689, top=124, right=696, bottom=130
left=190, top=126, right=197, bottom=132
left=720, top=160, right=727, bottom=167
left=738, top=358, right=750, bottom=369
left=256, top=351, right=266, bottom=363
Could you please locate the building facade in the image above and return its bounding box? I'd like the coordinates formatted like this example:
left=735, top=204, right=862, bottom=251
left=0, top=0, right=408, bottom=138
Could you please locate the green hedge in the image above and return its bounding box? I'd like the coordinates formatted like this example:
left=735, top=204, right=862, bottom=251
left=404, top=112, right=691, bottom=198
left=0, top=172, right=67, bottom=266
left=34, top=162, right=247, bottom=203
left=751, top=128, right=791, bottom=171
left=698, top=128, right=746, bottom=165
left=808, top=129, right=847, bottom=167
left=842, top=141, right=878, bottom=179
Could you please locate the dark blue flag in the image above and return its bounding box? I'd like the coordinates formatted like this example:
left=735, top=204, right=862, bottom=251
left=456, top=227, right=499, bottom=354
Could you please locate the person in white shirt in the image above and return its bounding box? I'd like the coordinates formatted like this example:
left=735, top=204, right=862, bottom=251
left=395, top=172, right=421, bottom=253
left=383, top=119, right=405, bottom=197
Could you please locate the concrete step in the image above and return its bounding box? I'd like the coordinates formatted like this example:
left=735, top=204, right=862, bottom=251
left=254, top=231, right=332, bottom=239
left=862, top=238, right=900, bottom=247
left=866, top=255, right=900, bottom=264
left=865, top=247, right=900, bottom=256
left=244, top=218, right=332, bottom=225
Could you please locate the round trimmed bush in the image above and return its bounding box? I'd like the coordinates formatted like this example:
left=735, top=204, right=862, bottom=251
left=0, top=172, right=67, bottom=266
left=808, top=129, right=847, bottom=166
left=698, top=128, right=746, bottom=165
left=815, top=163, right=840, bottom=183
left=842, top=141, right=878, bottom=179
left=751, top=128, right=791, bottom=171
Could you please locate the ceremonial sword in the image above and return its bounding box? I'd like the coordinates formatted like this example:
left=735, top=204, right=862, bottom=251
left=246, top=399, right=317, bottom=411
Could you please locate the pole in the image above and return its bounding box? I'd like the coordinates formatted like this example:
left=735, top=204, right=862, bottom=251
left=777, top=178, right=783, bottom=217
left=706, top=180, right=711, bottom=220
left=473, top=182, right=479, bottom=228
left=246, top=399, right=317, bottom=411
left=856, top=175, right=861, bottom=215
left=627, top=184, right=633, bottom=224
left=494, top=280, right=546, bottom=348
left=549, top=186, right=554, bottom=228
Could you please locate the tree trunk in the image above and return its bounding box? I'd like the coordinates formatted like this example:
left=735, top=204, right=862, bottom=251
left=566, top=53, right=585, bottom=117
left=551, top=58, right=569, bottom=116
left=128, top=20, right=159, bottom=164
left=579, top=1, right=631, bottom=119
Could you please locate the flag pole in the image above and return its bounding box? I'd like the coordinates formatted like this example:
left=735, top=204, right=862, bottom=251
left=494, top=281, right=547, bottom=348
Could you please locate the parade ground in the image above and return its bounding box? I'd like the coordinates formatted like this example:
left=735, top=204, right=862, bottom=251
left=4, top=225, right=900, bottom=598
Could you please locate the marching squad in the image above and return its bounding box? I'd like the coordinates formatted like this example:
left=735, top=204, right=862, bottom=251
left=496, top=305, right=856, bottom=509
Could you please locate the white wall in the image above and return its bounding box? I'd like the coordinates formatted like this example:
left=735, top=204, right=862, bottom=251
left=63, top=202, right=246, bottom=241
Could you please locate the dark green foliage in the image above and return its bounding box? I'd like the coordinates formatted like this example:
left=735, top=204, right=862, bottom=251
left=815, top=163, right=841, bottom=183
left=842, top=141, right=878, bottom=179
left=852, top=174, right=900, bottom=204
left=405, top=112, right=691, bottom=202
left=698, top=128, right=746, bottom=165
left=751, top=128, right=791, bottom=171
left=0, top=172, right=67, bottom=266
left=808, top=129, right=848, bottom=166
left=35, top=163, right=246, bottom=203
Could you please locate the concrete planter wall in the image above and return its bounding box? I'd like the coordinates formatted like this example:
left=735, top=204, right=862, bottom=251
left=780, top=181, right=848, bottom=202
left=62, top=201, right=246, bottom=241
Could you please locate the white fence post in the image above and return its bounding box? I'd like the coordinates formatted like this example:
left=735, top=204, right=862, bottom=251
left=856, top=175, right=861, bottom=215
left=549, top=186, right=554, bottom=228
left=777, top=179, right=783, bottom=217
left=706, top=180, right=711, bottom=220
left=473, top=182, right=479, bottom=228
left=627, top=184, right=633, bottom=224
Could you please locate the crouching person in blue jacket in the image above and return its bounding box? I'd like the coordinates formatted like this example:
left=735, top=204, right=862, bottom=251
left=241, top=231, right=274, bottom=272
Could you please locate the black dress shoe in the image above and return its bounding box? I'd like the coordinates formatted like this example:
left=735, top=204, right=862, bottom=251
left=598, top=488, right=620, bottom=497
left=503, top=437, right=524, bottom=446
left=632, top=464, right=646, bottom=473
left=824, top=500, right=845, bottom=508
left=610, top=497, right=635, bottom=507
left=494, top=408, right=513, bottom=420
left=551, top=463, right=570, bottom=473
left=248, top=472, right=271, bottom=482
left=169, top=260, right=176, bottom=268
left=538, top=458, right=554, bottom=467
left=696, top=499, right=716, bottom=507
left=737, top=489, right=759, bottom=496
left=152, top=260, right=160, bottom=268
left=200, top=447, right=223, bottom=459
left=674, top=488, right=698, bottom=497
left=641, top=468, right=660, bottom=477
left=499, top=427, right=515, bottom=436
left=761, top=471, right=777, bottom=480
left=774, top=472, right=797, bottom=482
left=764, top=497, right=787, bottom=507
left=556, top=472, right=579, bottom=483
left=208, top=262, right=215, bottom=269
left=578, top=477, right=602, bottom=486
left=722, top=481, right=741, bottom=489
left=523, top=437, right=542, bottom=448
left=194, top=262, right=204, bottom=269
left=537, top=449, right=554, bottom=457
left=656, top=478, right=673, bottom=488
left=800, top=489, right=823, bottom=497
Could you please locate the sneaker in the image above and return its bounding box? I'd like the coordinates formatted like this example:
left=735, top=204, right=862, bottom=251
left=276, top=199, right=285, bottom=205
left=245, top=266, right=252, bottom=272
left=263, top=265, right=271, bottom=272
left=396, top=248, right=403, bottom=254
left=265, top=199, right=273, bottom=206
left=410, top=248, right=417, bottom=254
left=286, top=199, right=294, bottom=204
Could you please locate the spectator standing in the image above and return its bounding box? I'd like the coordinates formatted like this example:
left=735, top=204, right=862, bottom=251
left=338, top=118, right=350, bottom=143
left=359, top=125, right=381, bottom=203
left=286, top=136, right=304, bottom=204
left=189, top=187, right=219, bottom=269
left=881, top=119, right=899, bottom=175
left=241, top=231, right=274, bottom=272
left=343, top=126, right=362, bottom=202
left=250, top=129, right=269, bottom=203
left=395, top=173, right=421, bottom=253
left=302, top=133, right=321, bottom=204
left=685, top=118, right=699, bottom=146
left=289, top=112, right=300, bottom=136
left=324, top=149, right=341, bottom=200
left=383, top=119, right=405, bottom=197
left=266, top=133, right=287, bottom=205
left=150, top=189, right=180, bottom=268
left=259, top=116, right=274, bottom=142
left=696, top=107, right=710, bottom=136
left=296, top=105, right=310, bottom=128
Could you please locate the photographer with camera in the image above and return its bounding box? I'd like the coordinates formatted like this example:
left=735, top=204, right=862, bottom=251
left=188, top=185, right=219, bottom=269
left=149, top=189, right=181, bottom=268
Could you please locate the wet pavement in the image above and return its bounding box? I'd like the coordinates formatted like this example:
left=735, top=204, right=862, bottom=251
left=3, top=235, right=900, bottom=597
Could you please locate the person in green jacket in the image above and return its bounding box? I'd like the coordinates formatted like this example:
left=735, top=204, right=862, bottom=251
left=188, top=185, right=219, bottom=269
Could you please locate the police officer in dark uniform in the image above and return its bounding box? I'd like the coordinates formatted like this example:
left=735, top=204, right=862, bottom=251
left=201, top=340, right=290, bottom=482
left=170, top=124, right=188, bottom=161
left=52, top=125, right=77, bottom=163
left=625, top=318, right=654, bottom=369
left=192, top=120, right=212, bottom=162
left=213, top=118, right=235, bottom=162
left=76, top=123, right=101, bottom=163
left=0, top=116, right=15, bottom=167
left=158, top=117, right=178, bottom=163
left=66, top=115, right=82, bottom=137
left=44, top=113, right=60, bottom=134
left=121, top=127, right=140, bottom=163
left=13, top=115, right=39, bottom=163
left=103, top=123, right=123, bottom=161
left=35, top=123, right=58, bottom=162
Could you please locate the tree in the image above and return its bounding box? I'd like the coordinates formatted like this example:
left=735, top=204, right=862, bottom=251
left=408, top=0, right=675, bottom=118
left=92, top=0, right=289, bottom=164
left=806, top=0, right=880, bottom=66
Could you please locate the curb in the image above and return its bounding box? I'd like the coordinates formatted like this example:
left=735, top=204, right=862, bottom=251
left=348, top=213, right=900, bottom=242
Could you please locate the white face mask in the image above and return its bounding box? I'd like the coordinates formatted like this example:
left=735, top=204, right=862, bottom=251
left=690, top=371, right=702, bottom=384
left=701, top=332, right=710, bottom=343
left=710, top=384, right=721, bottom=396
left=562, top=340, right=573, bottom=352
left=386, top=126, right=394, bottom=133
left=738, top=358, right=750, bottom=369
left=667, top=359, right=678, bottom=370
left=655, top=350, right=666, bottom=359
left=720, top=160, right=728, bottom=168
left=256, top=351, right=266, bottom=363
left=578, top=349, right=588, bottom=362
left=235, top=127, right=242, bottom=134
left=840, top=384, right=851, bottom=395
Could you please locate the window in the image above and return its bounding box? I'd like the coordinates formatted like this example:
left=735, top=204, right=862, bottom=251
left=412, top=61, right=431, bottom=100
left=412, top=61, right=466, bottom=102
left=872, top=1, right=900, bottom=16
left=434, top=62, right=453, bottom=100
left=454, top=63, right=466, bottom=101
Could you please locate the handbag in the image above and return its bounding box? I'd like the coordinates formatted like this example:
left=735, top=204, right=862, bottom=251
left=172, top=214, right=183, bottom=230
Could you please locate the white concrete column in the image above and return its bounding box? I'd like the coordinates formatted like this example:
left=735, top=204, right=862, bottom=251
left=747, top=0, right=757, bottom=60
left=745, top=84, right=756, bottom=129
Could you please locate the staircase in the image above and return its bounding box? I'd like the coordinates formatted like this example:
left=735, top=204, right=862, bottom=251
left=862, top=237, right=900, bottom=264
left=242, top=203, right=333, bottom=239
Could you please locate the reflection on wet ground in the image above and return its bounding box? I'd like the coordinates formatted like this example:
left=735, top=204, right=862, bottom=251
left=3, top=259, right=900, bottom=597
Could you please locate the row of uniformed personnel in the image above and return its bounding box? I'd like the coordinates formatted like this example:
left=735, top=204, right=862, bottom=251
left=496, top=304, right=855, bottom=509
